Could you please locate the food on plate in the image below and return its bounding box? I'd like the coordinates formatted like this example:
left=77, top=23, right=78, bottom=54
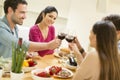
left=49, top=66, right=62, bottom=75
left=31, top=69, right=53, bottom=80
left=45, top=66, right=73, bottom=78
left=32, top=66, right=73, bottom=79
left=35, top=71, right=50, bottom=77
left=60, top=48, right=70, bottom=54
left=56, top=68, right=72, bottom=78
left=22, top=59, right=37, bottom=72
left=23, top=59, right=37, bottom=67
left=54, top=48, right=71, bottom=58
left=22, top=60, right=29, bottom=67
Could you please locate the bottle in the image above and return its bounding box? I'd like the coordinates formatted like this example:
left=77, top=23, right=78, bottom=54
left=12, top=37, right=25, bottom=73
left=18, top=38, right=22, bottom=49
left=68, top=57, right=77, bottom=66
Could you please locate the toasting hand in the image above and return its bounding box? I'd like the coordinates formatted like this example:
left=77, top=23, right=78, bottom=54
left=48, top=38, right=61, bottom=50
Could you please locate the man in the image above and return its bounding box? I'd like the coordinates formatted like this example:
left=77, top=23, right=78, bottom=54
left=102, top=14, right=120, bottom=50
left=0, top=0, right=61, bottom=58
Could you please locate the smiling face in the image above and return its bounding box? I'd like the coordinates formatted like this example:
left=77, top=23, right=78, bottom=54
left=10, top=3, right=27, bottom=25
left=42, top=11, right=58, bottom=26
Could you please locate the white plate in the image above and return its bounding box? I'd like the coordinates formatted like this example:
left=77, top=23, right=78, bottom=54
left=22, top=66, right=36, bottom=72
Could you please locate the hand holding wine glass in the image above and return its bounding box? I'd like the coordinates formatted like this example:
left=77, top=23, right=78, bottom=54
left=65, top=35, right=75, bottom=43
left=65, top=35, right=75, bottom=57
left=57, top=33, right=67, bottom=40
left=55, top=32, right=67, bottom=53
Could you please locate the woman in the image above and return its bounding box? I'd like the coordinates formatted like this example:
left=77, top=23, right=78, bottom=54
left=29, top=6, right=58, bottom=57
left=69, top=21, right=120, bottom=80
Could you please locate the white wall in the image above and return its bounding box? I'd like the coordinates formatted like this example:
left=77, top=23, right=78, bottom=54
left=27, top=0, right=71, bottom=18
left=65, top=0, right=120, bottom=51
left=66, top=0, right=102, bottom=50
left=0, top=0, right=4, bottom=16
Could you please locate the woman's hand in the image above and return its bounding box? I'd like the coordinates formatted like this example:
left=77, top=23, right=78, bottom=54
left=69, top=43, right=84, bottom=65
left=69, top=43, right=80, bottom=56
left=73, top=37, right=82, bottom=50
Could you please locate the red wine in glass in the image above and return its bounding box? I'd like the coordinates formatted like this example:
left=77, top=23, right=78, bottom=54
left=56, top=33, right=66, bottom=54
left=58, top=33, right=66, bottom=40
left=65, top=35, right=75, bottom=43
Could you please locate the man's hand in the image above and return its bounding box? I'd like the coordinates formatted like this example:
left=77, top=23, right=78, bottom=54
left=48, top=38, right=61, bottom=50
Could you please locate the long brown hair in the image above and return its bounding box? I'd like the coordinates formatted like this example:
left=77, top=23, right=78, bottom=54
left=92, top=21, right=120, bottom=80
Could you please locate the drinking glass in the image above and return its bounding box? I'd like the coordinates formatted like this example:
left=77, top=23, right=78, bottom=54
left=65, top=35, right=75, bottom=43
left=57, top=33, right=66, bottom=40
left=65, top=35, right=75, bottom=57
left=56, top=32, right=67, bottom=53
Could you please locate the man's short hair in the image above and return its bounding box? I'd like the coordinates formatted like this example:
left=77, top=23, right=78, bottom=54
left=4, top=0, right=28, bottom=14
left=102, top=14, right=120, bottom=31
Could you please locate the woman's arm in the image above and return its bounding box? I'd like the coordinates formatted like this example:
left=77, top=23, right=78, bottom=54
left=73, top=37, right=86, bottom=57
left=28, top=38, right=61, bottom=52
left=69, top=43, right=84, bottom=65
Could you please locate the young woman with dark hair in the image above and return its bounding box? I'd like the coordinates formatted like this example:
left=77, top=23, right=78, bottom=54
left=70, top=21, right=120, bottom=80
left=29, top=6, right=58, bottom=57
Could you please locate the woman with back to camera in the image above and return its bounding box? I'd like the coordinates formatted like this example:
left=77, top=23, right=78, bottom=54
left=69, top=21, right=120, bottom=80
left=29, top=6, right=58, bottom=57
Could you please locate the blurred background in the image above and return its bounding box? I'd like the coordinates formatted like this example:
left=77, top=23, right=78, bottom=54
left=0, top=0, right=120, bottom=51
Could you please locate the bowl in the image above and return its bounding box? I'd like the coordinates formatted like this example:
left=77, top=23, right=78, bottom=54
left=22, top=66, right=36, bottom=72
left=31, top=69, right=53, bottom=80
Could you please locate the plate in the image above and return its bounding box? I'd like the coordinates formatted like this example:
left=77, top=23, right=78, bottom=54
left=22, top=66, right=36, bottom=72
left=45, top=66, right=73, bottom=78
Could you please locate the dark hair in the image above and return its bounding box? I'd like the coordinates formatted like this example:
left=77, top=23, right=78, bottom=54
left=35, top=6, right=58, bottom=24
left=102, top=14, right=120, bottom=31
left=92, top=21, right=120, bottom=80
left=4, top=0, right=28, bottom=14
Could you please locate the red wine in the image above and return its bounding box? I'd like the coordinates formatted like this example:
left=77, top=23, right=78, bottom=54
left=58, top=33, right=66, bottom=40
left=65, top=35, right=75, bottom=42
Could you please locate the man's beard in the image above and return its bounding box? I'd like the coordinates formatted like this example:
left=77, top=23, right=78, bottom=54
left=11, top=15, right=23, bottom=25
left=12, top=18, right=23, bottom=25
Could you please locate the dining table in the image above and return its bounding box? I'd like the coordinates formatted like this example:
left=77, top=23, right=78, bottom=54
left=2, top=54, right=75, bottom=80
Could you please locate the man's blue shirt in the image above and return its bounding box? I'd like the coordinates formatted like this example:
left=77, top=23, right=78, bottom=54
left=0, top=15, right=29, bottom=58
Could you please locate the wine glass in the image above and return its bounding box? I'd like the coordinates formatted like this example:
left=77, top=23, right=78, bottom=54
left=55, top=32, right=67, bottom=53
left=65, top=35, right=75, bottom=57
left=65, top=35, right=75, bottom=43
left=57, top=33, right=66, bottom=40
